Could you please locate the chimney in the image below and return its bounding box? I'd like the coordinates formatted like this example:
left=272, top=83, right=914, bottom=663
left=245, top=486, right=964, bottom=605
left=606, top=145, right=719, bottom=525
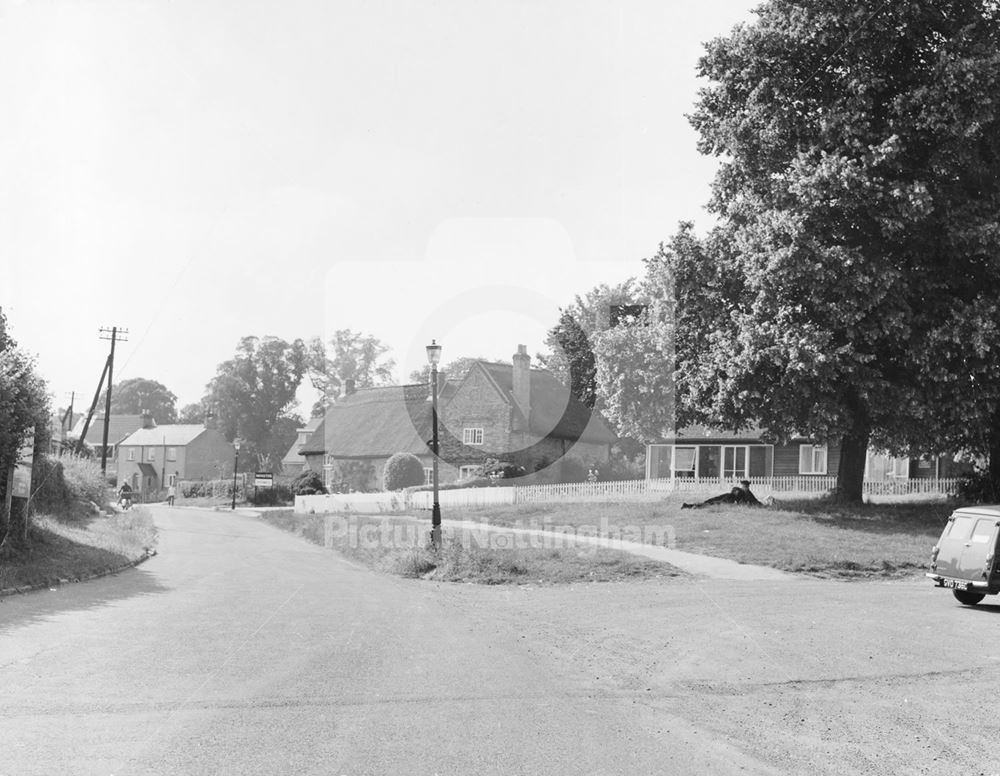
left=344, top=378, right=356, bottom=397
left=204, top=410, right=217, bottom=429
left=140, top=409, right=155, bottom=429
left=512, top=344, right=531, bottom=430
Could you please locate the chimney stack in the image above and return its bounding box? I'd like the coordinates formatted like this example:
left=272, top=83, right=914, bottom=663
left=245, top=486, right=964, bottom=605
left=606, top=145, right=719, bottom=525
left=204, top=409, right=217, bottom=429
left=344, top=378, right=356, bottom=397
left=140, top=409, right=155, bottom=429
left=512, top=344, right=531, bottom=431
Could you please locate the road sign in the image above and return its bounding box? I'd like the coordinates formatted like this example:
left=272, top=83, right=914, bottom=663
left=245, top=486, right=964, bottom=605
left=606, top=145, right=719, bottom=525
left=254, top=472, right=273, bottom=488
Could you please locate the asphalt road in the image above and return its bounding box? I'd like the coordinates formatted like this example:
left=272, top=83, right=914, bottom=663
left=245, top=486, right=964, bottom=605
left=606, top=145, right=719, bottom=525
left=2, top=506, right=999, bottom=775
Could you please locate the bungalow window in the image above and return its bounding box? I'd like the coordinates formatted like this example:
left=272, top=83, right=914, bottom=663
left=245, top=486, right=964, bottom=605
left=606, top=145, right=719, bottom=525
left=458, top=465, right=479, bottom=480
left=127, top=448, right=136, bottom=461
left=423, top=467, right=433, bottom=485
left=147, top=448, right=155, bottom=461
left=672, top=446, right=696, bottom=478
left=799, top=444, right=828, bottom=475
left=167, top=447, right=177, bottom=461
left=463, top=428, right=484, bottom=446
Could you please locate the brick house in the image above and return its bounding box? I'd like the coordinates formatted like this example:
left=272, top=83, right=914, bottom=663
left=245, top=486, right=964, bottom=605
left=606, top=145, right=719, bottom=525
left=69, top=413, right=145, bottom=462
left=117, top=414, right=234, bottom=497
left=300, top=345, right=616, bottom=491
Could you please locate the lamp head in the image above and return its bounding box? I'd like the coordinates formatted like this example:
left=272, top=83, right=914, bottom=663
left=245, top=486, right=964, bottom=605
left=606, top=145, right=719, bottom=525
left=426, top=339, right=442, bottom=367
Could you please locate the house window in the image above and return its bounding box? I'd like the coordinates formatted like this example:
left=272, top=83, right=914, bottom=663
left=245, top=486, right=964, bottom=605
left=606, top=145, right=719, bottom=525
left=671, top=446, right=696, bottom=478
left=458, top=465, right=479, bottom=480
left=147, top=448, right=155, bottom=461
left=423, top=467, right=433, bottom=485
left=127, top=448, right=135, bottom=461
left=168, top=473, right=177, bottom=486
left=167, top=447, right=177, bottom=461
left=799, top=444, right=828, bottom=475
left=463, top=428, right=484, bottom=446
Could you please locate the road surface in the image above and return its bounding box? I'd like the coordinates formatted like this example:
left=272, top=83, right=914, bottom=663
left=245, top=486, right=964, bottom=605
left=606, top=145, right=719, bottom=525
left=1, top=506, right=998, bottom=775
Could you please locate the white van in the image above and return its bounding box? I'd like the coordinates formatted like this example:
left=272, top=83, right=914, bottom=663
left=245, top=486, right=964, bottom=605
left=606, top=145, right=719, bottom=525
left=927, top=505, right=1000, bottom=605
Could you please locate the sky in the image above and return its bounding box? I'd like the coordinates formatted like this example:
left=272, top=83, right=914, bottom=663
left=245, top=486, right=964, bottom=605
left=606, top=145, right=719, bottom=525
left=0, top=0, right=758, bottom=417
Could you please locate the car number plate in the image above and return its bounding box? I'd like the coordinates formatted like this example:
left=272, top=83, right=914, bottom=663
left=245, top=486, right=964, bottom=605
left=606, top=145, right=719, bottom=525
left=942, top=579, right=970, bottom=590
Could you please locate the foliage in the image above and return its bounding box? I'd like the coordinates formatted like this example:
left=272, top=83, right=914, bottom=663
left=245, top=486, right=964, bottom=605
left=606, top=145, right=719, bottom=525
left=29, top=455, right=111, bottom=519
left=177, top=401, right=207, bottom=424
left=290, top=469, right=327, bottom=496
left=249, top=483, right=293, bottom=506
left=955, top=469, right=998, bottom=504
left=202, top=336, right=306, bottom=472
left=0, top=312, right=52, bottom=551
left=480, top=458, right=527, bottom=480
left=60, top=456, right=113, bottom=509
left=101, top=377, right=178, bottom=423
left=306, top=329, right=395, bottom=412
left=650, top=0, right=1000, bottom=503
left=545, top=310, right=597, bottom=408
left=409, top=356, right=488, bottom=384
left=383, top=452, right=425, bottom=491
left=538, top=280, right=640, bottom=397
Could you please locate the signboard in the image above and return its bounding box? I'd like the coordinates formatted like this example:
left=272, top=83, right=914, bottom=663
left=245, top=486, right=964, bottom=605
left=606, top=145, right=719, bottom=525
left=254, top=472, right=273, bottom=488
left=11, top=427, right=35, bottom=499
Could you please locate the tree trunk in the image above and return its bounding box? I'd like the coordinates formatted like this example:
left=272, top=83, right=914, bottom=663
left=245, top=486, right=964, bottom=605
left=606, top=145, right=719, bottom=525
left=0, top=497, right=30, bottom=557
left=987, top=408, right=1000, bottom=503
left=834, top=422, right=870, bottom=505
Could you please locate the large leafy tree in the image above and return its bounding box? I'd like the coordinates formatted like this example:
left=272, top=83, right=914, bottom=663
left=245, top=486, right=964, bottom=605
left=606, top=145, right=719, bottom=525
left=671, top=0, right=1000, bottom=503
left=0, top=310, right=51, bottom=553
left=538, top=280, right=640, bottom=408
left=203, top=336, right=306, bottom=471
left=101, top=377, right=178, bottom=423
left=305, top=329, right=395, bottom=413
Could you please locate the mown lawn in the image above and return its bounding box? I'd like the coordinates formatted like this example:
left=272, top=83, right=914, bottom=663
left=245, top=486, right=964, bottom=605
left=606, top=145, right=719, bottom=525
left=253, top=510, right=685, bottom=585
left=0, top=509, right=158, bottom=592
left=443, top=497, right=953, bottom=579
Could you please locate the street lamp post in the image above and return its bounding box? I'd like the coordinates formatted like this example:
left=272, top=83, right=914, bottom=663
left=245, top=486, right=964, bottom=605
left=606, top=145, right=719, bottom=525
left=231, top=438, right=241, bottom=510
left=426, top=339, right=442, bottom=549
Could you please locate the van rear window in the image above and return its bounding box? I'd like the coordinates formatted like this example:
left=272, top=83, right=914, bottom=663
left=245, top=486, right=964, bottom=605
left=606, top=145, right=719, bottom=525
left=973, top=519, right=997, bottom=541
left=949, top=516, right=975, bottom=539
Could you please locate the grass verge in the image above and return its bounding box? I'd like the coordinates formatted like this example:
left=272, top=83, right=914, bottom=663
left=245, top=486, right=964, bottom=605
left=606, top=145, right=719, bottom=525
left=253, top=510, right=684, bottom=585
left=445, top=497, right=950, bottom=579
left=0, top=508, right=158, bottom=592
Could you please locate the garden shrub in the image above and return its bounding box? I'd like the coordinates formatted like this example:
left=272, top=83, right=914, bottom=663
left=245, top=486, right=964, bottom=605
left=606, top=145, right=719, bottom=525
left=956, top=469, right=997, bottom=503
left=291, top=469, right=327, bottom=495
left=383, top=453, right=425, bottom=491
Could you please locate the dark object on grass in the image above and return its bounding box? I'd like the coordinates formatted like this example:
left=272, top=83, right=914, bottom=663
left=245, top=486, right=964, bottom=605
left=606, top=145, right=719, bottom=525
left=681, top=480, right=761, bottom=509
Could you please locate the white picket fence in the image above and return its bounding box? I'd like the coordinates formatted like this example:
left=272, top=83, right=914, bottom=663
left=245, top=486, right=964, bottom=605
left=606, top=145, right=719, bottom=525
left=294, top=475, right=963, bottom=514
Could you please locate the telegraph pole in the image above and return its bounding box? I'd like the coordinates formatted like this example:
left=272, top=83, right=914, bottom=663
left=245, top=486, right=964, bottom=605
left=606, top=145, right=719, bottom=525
left=98, top=327, right=128, bottom=476
left=61, top=391, right=76, bottom=448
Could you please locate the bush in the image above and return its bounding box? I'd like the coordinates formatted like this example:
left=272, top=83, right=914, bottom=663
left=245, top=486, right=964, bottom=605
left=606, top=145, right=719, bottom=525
left=249, top=484, right=293, bottom=506
left=30, top=456, right=72, bottom=515
left=291, top=469, right=327, bottom=495
left=60, top=456, right=112, bottom=509
left=383, top=453, right=425, bottom=491
left=956, top=469, right=998, bottom=503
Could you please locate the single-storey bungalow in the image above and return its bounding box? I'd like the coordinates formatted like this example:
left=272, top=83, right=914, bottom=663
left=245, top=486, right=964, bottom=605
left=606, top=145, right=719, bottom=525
left=645, top=425, right=838, bottom=480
